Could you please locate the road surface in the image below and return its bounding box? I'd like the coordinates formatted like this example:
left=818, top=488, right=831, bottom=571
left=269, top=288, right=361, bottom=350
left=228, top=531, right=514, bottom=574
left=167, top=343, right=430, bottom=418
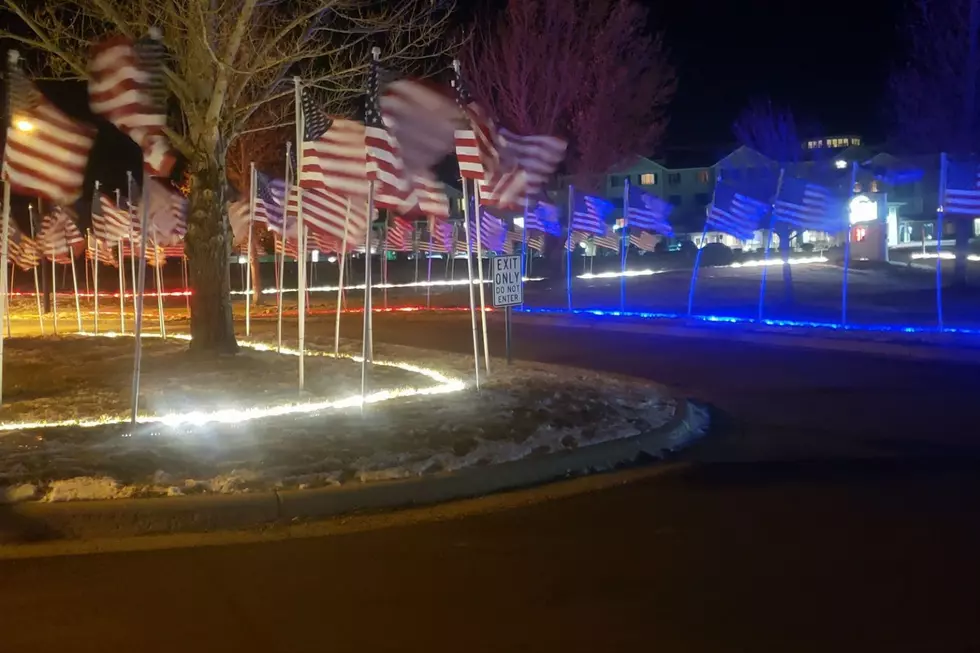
left=3, top=313, right=980, bottom=652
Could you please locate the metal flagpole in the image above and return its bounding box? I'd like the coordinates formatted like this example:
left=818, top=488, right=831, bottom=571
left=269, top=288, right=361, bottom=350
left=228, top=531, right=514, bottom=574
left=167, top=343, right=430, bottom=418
left=5, top=265, right=12, bottom=339
left=334, top=198, right=350, bottom=355
left=621, top=178, right=629, bottom=311
left=842, top=162, right=858, bottom=326
left=182, top=255, right=189, bottom=314
left=361, top=187, right=375, bottom=404
left=566, top=184, right=574, bottom=311
left=93, top=233, right=100, bottom=334
left=153, top=237, right=166, bottom=338
left=757, top=168, right=785, bottom=321
left=461, top=180, right=481, bottom=388
left=522, top=197, right=529, bottom=280
left=413, top=226, right=420, bottom=284
left=50, top=244, right=58, bottom=334
left=0, top=177, right=10, bottom=403
left=687, top=173, right=722, bottom=317
left=277, top=143, right=291, bottom=353
left=130, top=179, right=151, bottom=425
left=426, top=219, right=434, bottom=309
left=293, top=76, right=307, bottom=391
left=67, top=228, right=82, bottom=332
left=473, top=187, right=490, bottom=372
left=246, top=162, right=256, bottom=337
left=118, top=239, right=125, bottom=332
left=84, top=231, right=91, bottom=295
left=382, top=222, right=388, bottom=311
left=27, top=204, right=43, bottom=334
left=114, top=188, right=125, bottom=333
left=936, top=152, right=947, bottom=331
left=126, top=172, right=138, bottom=325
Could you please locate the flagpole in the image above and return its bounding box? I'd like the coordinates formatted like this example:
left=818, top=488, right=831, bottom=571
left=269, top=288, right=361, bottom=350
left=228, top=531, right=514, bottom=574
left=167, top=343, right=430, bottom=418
left=566, top=184, right=574, bottom=311
left=5, top=265, right=12, bottom=339
left=334, top=198, right=350, bottom=355
left=522, top=197, right=529, bottom=281
left=757, top=168, right=785, bottom=321
left=246, top=162, right=256, bottom=338
left=621, top=178, right=629, bottom=311
left=688, top=173, right=722, bottom=317
left=114, top=188, right=125, bottom=333
left=936, top=152, right=947, bottom=331
left=182, top=254, right=190, bottom=314
left=473, top=187, right=490, bottom=372
left=93, top=233, right=100, bottom=334
left=382, top=221, right=388, bottom=311
left=293, top=76, right=307, bottom=392
left=50, top=244, right=58, bottom=334
left=278, top=143, right=291, bottom=353
left=842, top=162, right=858, bottom=326
left=130, top=178, right=151, bottom=425
left=27, top=204, right=44, bottom=334
left=153, top=235, right=166, bottom=338
left=361, top=187, right=375, bottom=404
left=413, top=226, right=420, bottom=284
left=0, top=176, right=10, bottom=403
left=461, top=180, right=481, bottom=389
left=127, top=171, right=138, bottom=327
left=426, top=219, right=434, bottom=309
left=67, top=226, right=82, bottom=332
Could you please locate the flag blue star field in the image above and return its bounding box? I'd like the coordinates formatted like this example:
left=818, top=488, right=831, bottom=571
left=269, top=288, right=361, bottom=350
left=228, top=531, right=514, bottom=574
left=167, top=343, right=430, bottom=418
left=773, top=176, right=844, bottom=233
left=944, top=161, right=980, bottom=216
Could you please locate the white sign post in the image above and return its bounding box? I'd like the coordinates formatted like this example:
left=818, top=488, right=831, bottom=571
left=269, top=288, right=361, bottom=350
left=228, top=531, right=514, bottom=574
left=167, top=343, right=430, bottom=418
left=492, top=254, right=523, bottom=364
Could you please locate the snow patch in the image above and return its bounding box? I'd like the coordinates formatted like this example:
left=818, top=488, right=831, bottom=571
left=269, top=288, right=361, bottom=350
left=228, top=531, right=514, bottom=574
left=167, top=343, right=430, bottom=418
left=43, top=476, right=137, bottom=502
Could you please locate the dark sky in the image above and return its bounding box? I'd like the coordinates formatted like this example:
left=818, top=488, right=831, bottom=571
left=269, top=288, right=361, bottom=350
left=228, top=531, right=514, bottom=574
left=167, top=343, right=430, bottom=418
left=652, top=0, right=904, bottom=148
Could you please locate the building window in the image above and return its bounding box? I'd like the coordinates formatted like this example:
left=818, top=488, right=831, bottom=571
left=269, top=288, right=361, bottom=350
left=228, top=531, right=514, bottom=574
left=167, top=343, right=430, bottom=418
left=870, top=180, right=880, bottom=193
left=639, top=173, right=657, bottom=185
left=668, top=194, right=682, bottom=206
left=667, top=173, right=681, bottom=186
left=695, top=192, right=711, bottom=205
left=853, top=137, right=861, bottom=145
left=609, top=175, right=626, bottom=187
left=697, top=170, right=711, bottom=184
left=455, top=198, right=463, bottom=212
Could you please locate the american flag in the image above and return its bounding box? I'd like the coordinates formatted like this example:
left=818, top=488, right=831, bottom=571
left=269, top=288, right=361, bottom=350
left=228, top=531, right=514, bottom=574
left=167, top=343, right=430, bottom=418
left=380, top=78, right=458, bottom=180
left=452, top=64, right=497, bottom=180
left=943, top=161, right=980, bottom=215
left=4, top=53, right=96, bottom=205
left=308, top=230, right=344, bottom=254
left=571, top=194, right=612, bottom=235
left=88, top=33, right=175, bottom=177
left=625, top=188, right=673, bottom=236
left=133, top=178, right=187, bottom=243
left=365, top=59, right=410, bottom=211
left=298, top=86, right=369, bottom=198
left=37, top=208, right=84, bottom=263
left=479, top=129, right=567, bottom=209
left=285, top=186, right=370, bottom=244
left=707, top=182, right=770, bottom=240
left=86, top=234, right=119, bottom=267
left=6, top=220, right=40, bottom=270
left=255, top=171, right=286, bottom=227
left=525, top=201, right=561, bottom=235
left=565, top=230, right=588, bottom=251
left=629, top=230, right=658, bottom=252
left=773, top=176, right=843, bottom=233
left=92, top=192, right=132, bottom=241
left=385, top=216, right=414, bottom=251
left=400, top=173, right=450, bottom=219
left=467, top=211, right=507, bottom=253
left=227, top=200, right=251, bottom=245
left=419, top=218, right=454, bottom=253
left=592, top=225, right=621, bottom=253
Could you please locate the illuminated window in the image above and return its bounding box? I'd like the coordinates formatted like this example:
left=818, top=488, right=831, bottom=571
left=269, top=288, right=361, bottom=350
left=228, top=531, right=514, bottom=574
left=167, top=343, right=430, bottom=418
left=697, top=170, right=711, bottom=184
left=870, top=180, right=880, bottom=193
left=853, top=137, right=861, bottom=145
left=639, top=173, right=657, bottom=185
left=853, top=182, right=862, bottom=193
left=854, top=226, right=867, bottom=242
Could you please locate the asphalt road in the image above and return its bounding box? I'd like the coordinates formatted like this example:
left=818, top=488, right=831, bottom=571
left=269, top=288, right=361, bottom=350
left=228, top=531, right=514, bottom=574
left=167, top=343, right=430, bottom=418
left=4, top=313, right=980, bottom=652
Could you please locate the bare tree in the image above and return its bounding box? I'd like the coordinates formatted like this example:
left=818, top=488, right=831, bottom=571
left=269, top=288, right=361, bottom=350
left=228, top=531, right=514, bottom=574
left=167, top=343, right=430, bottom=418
left=733, top=99, right=801, bottom=304
left=462, top=0, right=676, bottom=188
left=0, top=0, right=453, bottom=353
left=889, top=0, right=980, bottom=286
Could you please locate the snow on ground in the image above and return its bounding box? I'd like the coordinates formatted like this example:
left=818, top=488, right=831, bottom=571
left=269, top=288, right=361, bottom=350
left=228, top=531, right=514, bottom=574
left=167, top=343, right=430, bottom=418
left=0, top=328, right=690, bottom=502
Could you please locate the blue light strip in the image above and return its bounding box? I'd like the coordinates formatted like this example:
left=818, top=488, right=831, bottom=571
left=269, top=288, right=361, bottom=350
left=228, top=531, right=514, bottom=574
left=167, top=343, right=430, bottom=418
left=515, top=306, right=980, bottom=338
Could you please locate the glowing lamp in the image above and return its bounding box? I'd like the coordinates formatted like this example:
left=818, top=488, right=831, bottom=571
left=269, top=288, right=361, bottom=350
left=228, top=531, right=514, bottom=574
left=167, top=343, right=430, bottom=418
left=14, top=119, right=33, bottom=132
left=311, top=250, right=320, bottom=263
left=237, top=255, right=247, bottom=265
left=835, top=159, right=848, bottom=170
left=848, top=195, right=877, bottom=225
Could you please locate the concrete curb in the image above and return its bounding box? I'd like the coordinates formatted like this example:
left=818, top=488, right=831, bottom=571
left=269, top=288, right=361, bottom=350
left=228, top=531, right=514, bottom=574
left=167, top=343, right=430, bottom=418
left=508, top=313, right=980, bottom=364
left=1, top=401, right=707, bottom=543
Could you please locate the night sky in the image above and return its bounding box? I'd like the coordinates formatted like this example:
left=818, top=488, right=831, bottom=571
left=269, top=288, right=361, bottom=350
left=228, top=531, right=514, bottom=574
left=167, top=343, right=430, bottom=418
left=653, top=0, right=903, bottom=148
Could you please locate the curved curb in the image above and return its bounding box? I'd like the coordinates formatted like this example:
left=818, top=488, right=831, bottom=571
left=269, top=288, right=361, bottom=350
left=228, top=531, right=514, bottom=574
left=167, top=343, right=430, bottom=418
left=0, top=401, right=708, bottom=543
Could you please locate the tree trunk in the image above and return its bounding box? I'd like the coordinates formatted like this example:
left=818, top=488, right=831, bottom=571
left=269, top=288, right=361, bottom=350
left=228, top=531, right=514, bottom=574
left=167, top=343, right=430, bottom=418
left=185, top=155, right=239, bottom=354
left=249, top=223, right=264, bottom=305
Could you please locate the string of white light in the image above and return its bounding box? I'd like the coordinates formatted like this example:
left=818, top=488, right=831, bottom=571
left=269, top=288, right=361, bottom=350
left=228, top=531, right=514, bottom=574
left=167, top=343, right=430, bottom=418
left=0, top=332, right=466, bottom=433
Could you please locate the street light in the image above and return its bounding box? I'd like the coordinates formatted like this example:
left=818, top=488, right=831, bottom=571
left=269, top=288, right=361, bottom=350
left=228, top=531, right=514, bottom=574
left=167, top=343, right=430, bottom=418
left=834, top=159, right=847, bottom=170
left=14, top=119, right=33, bottom=132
